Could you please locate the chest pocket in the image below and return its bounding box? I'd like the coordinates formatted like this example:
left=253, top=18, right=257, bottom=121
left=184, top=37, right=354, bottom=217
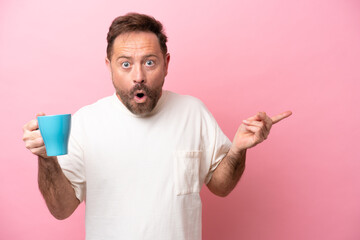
left=174, top=151, right=202, bottom=195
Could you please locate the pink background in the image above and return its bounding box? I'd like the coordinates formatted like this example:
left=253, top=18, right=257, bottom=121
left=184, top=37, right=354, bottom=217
left=1, top=0, right=360, bottom=239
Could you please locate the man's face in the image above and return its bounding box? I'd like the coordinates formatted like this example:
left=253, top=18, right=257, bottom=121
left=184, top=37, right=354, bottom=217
left=106, top=31, right=170, bottom=116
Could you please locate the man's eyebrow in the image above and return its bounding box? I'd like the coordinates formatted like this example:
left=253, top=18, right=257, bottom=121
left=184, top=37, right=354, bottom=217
left=116, top=55, right=131, bottom=61
left=115, top=54, right=159, bottom=61
left=144, top=54, right=159, bottom=59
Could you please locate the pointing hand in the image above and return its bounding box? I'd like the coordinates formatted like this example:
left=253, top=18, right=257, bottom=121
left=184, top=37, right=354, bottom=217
left=230, top=111, right=292, bottom=153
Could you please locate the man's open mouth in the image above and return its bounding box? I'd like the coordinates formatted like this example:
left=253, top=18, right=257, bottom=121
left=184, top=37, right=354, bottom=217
left=136, top=93, right=145, bottom=98
left=134, top=91, right=147, bottom=103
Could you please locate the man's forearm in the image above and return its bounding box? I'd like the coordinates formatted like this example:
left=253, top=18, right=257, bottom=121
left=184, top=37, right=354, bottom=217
left=38, top=156, right=79, bottom=220
left=207, top=149, right=247, bottom=197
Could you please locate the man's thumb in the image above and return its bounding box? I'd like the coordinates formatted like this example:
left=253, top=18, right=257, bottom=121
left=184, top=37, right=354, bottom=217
left=36, top=112, right=46, bottom=117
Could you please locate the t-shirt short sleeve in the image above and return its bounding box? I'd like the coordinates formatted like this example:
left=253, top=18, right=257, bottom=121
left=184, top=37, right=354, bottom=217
left=204, top=121, right=232, bottom=184
left=198, top=103, right=232, bottom=185
left=57, top=112, right=86, bottom=203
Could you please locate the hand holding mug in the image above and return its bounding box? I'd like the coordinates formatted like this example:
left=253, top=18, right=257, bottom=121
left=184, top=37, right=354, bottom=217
left=23, top=113, right=71, bottom=157
left=23, top=112, right=48, bottom=158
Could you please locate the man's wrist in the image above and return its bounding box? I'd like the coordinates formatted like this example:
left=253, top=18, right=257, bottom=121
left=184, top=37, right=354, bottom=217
left=38, top=156, right=60, bottom=169
left=228, top=146, right=247, bottom=158
left=224, top=147, right=246, bottom=175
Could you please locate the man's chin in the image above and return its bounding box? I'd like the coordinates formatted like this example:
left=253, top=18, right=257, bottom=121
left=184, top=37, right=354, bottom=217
left=128, top=101, right=155, bottom=116
left=116, top=89, right=161, bottom=116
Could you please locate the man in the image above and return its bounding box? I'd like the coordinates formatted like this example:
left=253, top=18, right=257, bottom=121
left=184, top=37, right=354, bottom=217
left=22, top=13, right=292, bottom=240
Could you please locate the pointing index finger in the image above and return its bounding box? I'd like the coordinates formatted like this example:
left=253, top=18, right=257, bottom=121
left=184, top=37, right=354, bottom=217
left=271, top=111, right=292, bottom=124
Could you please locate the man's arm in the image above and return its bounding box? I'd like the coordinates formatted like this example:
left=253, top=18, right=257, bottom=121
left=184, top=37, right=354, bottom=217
left=207, top=111, right=292, bottom=197
left=38, top=156, right=80, bottom=220
left=23, top=113, right=79, bottom=219
left=207, top=149, right=246, bottom=197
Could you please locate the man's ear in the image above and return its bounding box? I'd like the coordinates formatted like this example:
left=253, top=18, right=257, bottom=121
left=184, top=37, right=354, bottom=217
left=164, top=53, right=170, bottom=76
left=105, top=57, right=111, bottom=71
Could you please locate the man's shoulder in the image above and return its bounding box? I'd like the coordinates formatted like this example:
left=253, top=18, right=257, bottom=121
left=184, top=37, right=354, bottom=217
left=74, top=94, right=114, bottom=116
left=163, top=90, right=213, bottom=120
left=164, top=90, right=217, bottom=127
left=166, top=90, right=205, bottom=109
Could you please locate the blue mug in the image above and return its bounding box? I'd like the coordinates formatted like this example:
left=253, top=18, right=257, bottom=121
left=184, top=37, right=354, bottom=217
left=37, top=114, right=71, bottom=156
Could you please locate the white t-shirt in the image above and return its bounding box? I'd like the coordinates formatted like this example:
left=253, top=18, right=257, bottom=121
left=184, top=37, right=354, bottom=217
left=58, top=90, right=232, bottom=240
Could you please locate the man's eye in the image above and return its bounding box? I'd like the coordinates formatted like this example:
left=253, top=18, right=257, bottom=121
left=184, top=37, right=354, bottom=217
left=145, top=60, right=154, bottom=66
left=122, top=62, right=130, bottom=68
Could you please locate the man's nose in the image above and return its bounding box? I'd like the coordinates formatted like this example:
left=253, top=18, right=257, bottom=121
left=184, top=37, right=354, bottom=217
left=132, top=65, right=146, bottom=84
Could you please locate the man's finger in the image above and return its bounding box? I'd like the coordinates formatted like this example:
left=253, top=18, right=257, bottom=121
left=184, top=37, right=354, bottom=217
left=246, top=111, right=266, bottom=122
left=23, top=129, right=42, bottom=142
left=258, top=112, right=267, bottom=120
left=253, top=112, right=266, bottom=121
left=246, top=115, right=258, bottom=122
left=271, top=111, right=292, bottom=124
left=23, top=113, right=46, bottom=132
left=242, top=119, right=263, bottom=128
left=244, top=125, right=259, bottom=134
left=29, top=146, right=47, bottom=157
left=26, top=136, right=45, bottom=148
left=23, top=119, right=39, bottom=132
left=264, top=115, right=273, bottom=130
